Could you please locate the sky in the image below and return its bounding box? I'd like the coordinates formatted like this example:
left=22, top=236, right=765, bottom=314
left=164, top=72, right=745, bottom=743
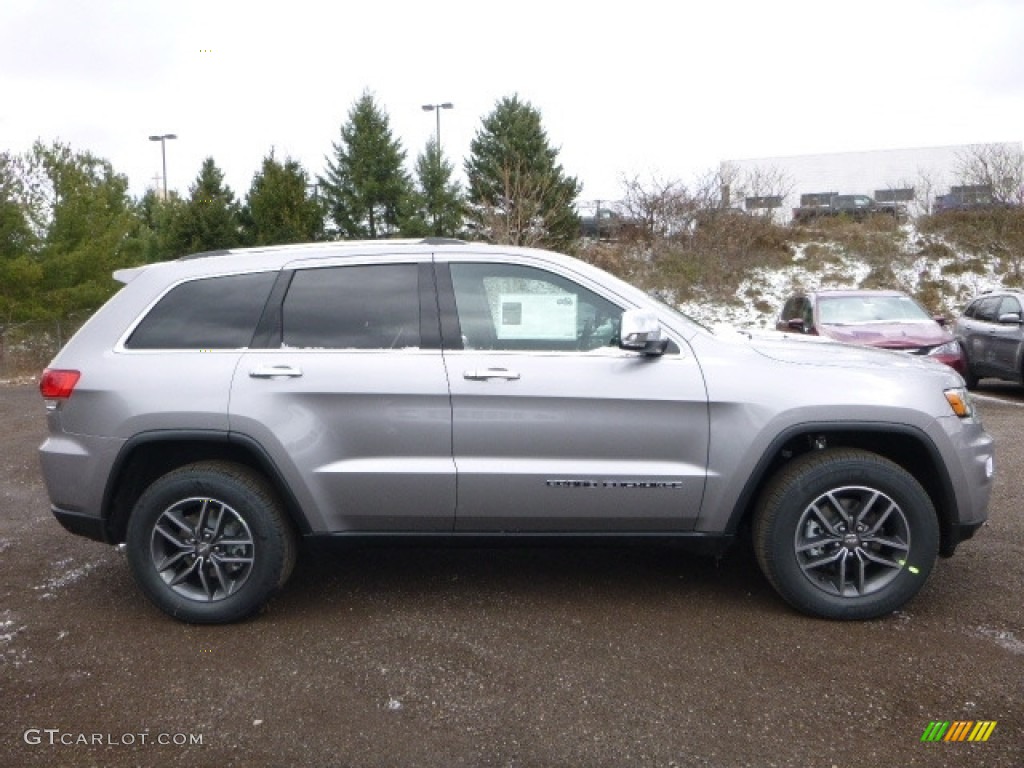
left=2, top=0, right=1023, bottom=207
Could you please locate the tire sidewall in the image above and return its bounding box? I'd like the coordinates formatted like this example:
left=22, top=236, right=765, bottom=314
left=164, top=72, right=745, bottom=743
left=758, top=452, right=939, bottom=620
left=126, top=465, right=288, bottom=624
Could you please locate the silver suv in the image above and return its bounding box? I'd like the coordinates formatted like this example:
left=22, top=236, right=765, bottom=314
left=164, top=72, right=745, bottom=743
left=39, top=239, right=995, bottom=623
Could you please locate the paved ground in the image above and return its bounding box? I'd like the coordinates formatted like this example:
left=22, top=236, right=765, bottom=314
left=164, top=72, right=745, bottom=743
left=2, top=381, right=1021, bottom=767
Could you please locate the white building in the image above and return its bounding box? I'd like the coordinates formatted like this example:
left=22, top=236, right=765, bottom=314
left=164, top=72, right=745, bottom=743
left=727, top=142, right=1023, bottom=222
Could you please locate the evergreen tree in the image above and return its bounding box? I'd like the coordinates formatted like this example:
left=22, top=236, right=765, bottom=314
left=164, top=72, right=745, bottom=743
left=410, top=138, right=464, bottom=238
left=0, top=184, right=42, bottom=320
left=170, top=157, right=243, bottom=254
left=19, top=141, right=145, bottom=319
left=319, top=90, right=413, bottom=239
left=464, top=95, right=581, bottom=251
left=137, top=188, right=186, bottom=264
left=242, top=150, right=322, bottom=245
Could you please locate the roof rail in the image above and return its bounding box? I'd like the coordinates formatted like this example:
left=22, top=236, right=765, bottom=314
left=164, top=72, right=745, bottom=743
left=177, top=237, right=467, bottom=261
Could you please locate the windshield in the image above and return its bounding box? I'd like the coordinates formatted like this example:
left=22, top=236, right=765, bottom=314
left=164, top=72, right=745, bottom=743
left=818, top=295, right=932, bottom=325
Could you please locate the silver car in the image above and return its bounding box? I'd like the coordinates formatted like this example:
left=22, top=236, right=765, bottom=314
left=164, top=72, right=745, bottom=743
left=39, top=239, right=995, bottom=623
left=954, top=290, right=1024, bottom=389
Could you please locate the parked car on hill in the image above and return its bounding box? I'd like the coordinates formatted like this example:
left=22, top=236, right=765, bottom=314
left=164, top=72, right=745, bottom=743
left=953, top=290, right=1024, bottom=389
left=777, top=289, right=965, bottom=373
left=580, top=208, right=630, bottom=240
left=791, top=195, right=905, bottom=224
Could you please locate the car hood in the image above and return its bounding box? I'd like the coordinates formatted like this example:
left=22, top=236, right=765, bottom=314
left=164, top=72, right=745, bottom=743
left=719, top=327, right=951, bottom=374
left=817, top=321, right=952, bottom=349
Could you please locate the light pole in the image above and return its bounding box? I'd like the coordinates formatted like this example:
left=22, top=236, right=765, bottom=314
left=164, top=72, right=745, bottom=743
left=421, top=103, right=453, bottom=159
left=421, top=103, right=453, bottom=235
left=148, top=133, right=177, bottom=200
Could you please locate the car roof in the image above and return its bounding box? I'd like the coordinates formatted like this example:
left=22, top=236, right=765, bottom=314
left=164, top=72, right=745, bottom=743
left=798, top=289, right=911, bottom=300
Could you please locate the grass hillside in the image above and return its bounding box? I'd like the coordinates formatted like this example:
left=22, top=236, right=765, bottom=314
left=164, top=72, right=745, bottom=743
left=579, top=210, right=1023, bottom=329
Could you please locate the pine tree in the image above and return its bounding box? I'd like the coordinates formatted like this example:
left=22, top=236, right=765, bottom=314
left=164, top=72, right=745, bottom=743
left=319, top=90, right=413, bottom=239
left=170, top=157, right=243, bottom=254
left=242, top=150, right=322, bottom=245
left=409, top=138, right=465, bottom=238
left=26, top=141, right=144, bottom=318
left=464, top=95, right=581, bottom=251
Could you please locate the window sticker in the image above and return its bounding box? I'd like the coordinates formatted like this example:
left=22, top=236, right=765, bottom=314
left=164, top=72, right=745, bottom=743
left=496, top=293, right=577, bottom=340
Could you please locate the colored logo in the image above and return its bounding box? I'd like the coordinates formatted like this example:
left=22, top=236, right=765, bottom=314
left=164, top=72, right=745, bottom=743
left=921, top=721, right=997, bottom=742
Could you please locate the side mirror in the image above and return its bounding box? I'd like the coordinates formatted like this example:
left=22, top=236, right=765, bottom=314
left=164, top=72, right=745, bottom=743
left=619, top=309, right=669, bottom=356
left=786, top=318, right=807, bottom=333
left=933, top=316, right=947, bottom=327
left=998, top=312, right=1023, bottom=325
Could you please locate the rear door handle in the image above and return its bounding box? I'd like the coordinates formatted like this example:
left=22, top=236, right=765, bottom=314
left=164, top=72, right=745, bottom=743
left=463, top=368, right=521, bottom=381
left=249, top=365, right=304, bottom=379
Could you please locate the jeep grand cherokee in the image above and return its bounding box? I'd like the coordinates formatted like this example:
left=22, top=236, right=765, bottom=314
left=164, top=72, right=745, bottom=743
left=39, top=239, right=995, bottom=623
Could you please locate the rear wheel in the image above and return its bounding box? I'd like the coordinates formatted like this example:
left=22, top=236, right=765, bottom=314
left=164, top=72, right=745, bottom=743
left=753, top=448, right=939, bottom=620
left=126, top=461, right=297, bottom=623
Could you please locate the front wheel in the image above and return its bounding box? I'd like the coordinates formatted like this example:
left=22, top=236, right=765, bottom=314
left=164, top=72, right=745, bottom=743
left=125, top=461, right=297, bottom=623
left=753, top=449, right=939, bottom=620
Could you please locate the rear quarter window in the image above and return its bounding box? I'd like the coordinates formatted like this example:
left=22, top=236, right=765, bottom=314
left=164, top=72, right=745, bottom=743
left=125, top=271, right=276, bottom=349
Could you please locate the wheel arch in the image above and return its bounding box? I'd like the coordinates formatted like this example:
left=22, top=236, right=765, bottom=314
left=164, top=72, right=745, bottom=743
left=101, top=431, right=311, bottom=544
left=726, top=423, right=960, bottom=557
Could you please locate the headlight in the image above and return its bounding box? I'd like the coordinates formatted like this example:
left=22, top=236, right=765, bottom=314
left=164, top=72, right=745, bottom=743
left=944, top=387, right=974, bottom=418
left=929, top=341, right=962, bottom=357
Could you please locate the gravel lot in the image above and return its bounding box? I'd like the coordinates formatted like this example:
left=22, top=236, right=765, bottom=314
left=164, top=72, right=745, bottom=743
left=2, top=382, right=1021, bottom=767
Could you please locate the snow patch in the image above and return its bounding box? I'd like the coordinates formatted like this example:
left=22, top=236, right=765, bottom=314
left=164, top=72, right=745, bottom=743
left=0, top=610, right=29, bottom=668
left=974, top=626, right=1024, bottom=655
left=34, top=557, right=104, bottom=596
left=676, top=225, right=1013, bottom=329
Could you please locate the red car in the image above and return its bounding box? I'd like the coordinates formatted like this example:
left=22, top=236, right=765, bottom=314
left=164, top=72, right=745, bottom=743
left=777, top=289, right=965, bottom=373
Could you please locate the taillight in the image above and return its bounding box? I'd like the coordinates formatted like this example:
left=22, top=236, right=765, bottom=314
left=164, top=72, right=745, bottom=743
left=40, top=369, right=81, bottom=400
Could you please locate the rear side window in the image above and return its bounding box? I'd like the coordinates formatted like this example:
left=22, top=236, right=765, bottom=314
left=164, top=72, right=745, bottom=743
left=126, top=272, right=276, bottom=349
left=282, top=264, right=421, bottom=349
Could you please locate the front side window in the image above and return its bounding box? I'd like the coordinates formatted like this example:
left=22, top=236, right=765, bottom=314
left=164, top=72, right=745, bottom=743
left=450, top=263, right=622, bottom=352
left=126, top=271, right=276, bottom=349
left=998, top=296, right=1022, bottom=319
left=974, top=297, right=1002, bottom=323
left=282, top=264, right=420, bottom=349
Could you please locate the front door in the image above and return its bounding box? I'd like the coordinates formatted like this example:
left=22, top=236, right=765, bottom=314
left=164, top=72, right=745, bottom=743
left=439, top=259, right=709, bottom=532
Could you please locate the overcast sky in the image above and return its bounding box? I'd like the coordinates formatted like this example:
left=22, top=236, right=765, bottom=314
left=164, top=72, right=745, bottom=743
left=3, top=0, right=1023, bottom=206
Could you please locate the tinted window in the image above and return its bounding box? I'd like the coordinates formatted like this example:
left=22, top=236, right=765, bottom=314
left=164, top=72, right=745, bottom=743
left=282, top=264, right=420, bottom=349
left=781, top=297, right=801, bottom=321
left=126, top=271, right=275, bottom=349
left=450, top=263, right=622, bottom=351
left=974, top=297, right=1002, bottom=323
left=998, top=296, right=1022, bottom=317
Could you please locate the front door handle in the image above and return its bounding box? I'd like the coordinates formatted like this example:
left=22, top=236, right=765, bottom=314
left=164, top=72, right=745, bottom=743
left=463, top=368, right=521, bottom=381
left=249, top=365, right=304, bottom=379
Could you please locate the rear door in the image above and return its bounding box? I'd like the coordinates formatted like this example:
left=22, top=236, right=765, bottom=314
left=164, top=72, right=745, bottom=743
left=437, top=255, right=709, bottom=532
left=229, top=259, right=455, bottom=533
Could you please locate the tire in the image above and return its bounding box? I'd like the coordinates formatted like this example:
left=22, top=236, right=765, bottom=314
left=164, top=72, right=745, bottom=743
left=753, top=448, right=939, bottom=620
left=126, top=461, right=297, bottom=624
